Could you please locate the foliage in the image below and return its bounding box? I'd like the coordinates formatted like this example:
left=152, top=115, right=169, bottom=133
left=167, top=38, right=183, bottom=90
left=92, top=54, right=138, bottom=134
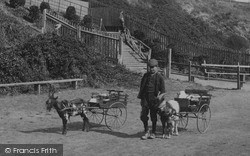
left=65, top=6, right=80, bottom=24
left=0, top=33, right=141, bottom=88
left=81, top=15, right=93, bottom=28
left=40, top=2, right=50, bottom=13
left=93, top=0, right=233, bottom=47
left=28, top=5, right=40, bottom=23
left=9, top=0, right=26, bottom=8
left=225, top=35, right=250, bottom=51
left=133, top=30, right=145, bottom=41
left=0, top=10, right=39, bottom=47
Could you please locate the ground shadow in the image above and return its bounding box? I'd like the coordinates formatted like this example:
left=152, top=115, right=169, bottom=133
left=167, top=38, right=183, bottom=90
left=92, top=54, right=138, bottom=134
left=19, top=121, right=141, bottom=138
left=19, top=121, right=104, bottom=135
left=20, top=122, right=188, bottom=138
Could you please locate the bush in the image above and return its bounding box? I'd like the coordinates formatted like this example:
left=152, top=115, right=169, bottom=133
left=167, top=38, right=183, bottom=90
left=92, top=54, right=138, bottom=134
left=29, top=5, right=40, bottom=23
left=65, top=6, right=80, bottom=24
left=133, top=30, right=145, bottom=41
left=225, top=35, right=250, bottom=51
left=65, top=6, right=76, bottom=20
left=40, top=2, right=50, bottom=13
left=0, top=33, right=141, bottom=89
left=80, top=15, right=92, bottom=28
left=9, top=0, right=26, bottom=8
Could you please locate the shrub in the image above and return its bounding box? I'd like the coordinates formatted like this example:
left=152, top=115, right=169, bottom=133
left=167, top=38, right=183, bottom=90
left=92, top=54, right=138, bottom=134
left=0, top=33, right=141, bottom=89
left=29, top=5, right=40, bottom=23
left=65, top=6, right=80, bottom=24
left=133, top=30, right=145, bottom=41
left=225, top=35, right=250, bottom=51
left=40, top=2, right=50, bottom=13
left=80, top=15, right=92, bottom=28
left=65, top=6, right=76, bottom=20
left=9, top=0, right=26, bottom=8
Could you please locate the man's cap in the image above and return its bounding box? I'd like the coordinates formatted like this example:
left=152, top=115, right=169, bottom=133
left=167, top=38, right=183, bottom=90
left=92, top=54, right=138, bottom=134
left=148, top=59, right=158, bottom=67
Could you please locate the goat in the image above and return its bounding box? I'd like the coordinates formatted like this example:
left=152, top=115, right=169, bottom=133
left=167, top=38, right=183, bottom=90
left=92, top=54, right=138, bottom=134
left=45, top=87, right=89, bottom=135
left=157, top=93, right=180, bottom=139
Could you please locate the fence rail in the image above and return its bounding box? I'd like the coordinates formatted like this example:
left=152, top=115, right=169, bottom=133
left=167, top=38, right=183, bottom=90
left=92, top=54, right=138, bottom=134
left=158, top=49, right=250, bottom=89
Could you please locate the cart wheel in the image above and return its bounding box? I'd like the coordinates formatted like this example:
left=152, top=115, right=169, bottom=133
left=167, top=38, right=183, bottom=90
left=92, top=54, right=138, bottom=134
left=105, top=102, right=127, bottom=131
left=86, top=108, right=104, bottom=125
left=197, top=104, right=211, bottom=133
left=178, top=113, right=188, bottom=129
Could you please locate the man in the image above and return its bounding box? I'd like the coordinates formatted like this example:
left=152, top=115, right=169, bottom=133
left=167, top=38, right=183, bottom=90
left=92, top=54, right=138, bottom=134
left=137, top=59, right=165, bottom=139
left=119, top=11, right=125, bottom=33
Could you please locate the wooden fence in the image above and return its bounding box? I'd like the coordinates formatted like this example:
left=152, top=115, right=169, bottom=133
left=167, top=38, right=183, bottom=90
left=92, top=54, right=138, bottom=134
left=43, top=9, right=122, bottom=63
left=159, top=49, right=250, bottom=89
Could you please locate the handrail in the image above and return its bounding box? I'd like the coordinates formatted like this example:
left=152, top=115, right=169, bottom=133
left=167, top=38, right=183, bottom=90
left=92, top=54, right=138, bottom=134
left=0, top=79, right=84, bottom=87
left=132, top=36, right=151, bottom=61
left=46, top=10, right=119, bottom=39
left=123, top=28, right=151, bottom=61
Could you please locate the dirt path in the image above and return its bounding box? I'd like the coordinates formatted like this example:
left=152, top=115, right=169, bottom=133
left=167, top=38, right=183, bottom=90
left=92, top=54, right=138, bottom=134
left=0, top=80, right=249, bottom=156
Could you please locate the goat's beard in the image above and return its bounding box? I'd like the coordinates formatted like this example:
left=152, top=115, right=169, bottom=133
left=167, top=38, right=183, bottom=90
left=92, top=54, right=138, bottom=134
left=46, top=106, right=52, bottom=112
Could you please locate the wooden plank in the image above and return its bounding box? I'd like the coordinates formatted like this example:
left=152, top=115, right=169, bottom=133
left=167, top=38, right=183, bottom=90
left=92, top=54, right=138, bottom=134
left=202, top=64, right=250, bottom=68
left=0, top=79, right=83, bottom=87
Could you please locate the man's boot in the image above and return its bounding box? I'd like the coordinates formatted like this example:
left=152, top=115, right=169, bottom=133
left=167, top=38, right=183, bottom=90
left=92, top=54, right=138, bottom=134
left=143, top=122, right=148, bottom=133
left=141, top=122, right=150, bottom=140
left=149, top=122, right=156, bottom=139
left=141, top=129, right=150, bottom=140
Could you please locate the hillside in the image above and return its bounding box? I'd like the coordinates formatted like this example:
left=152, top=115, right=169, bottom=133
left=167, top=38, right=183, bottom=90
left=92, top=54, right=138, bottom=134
left=176, top=0, right=250, bottom=47
left=95, top=0, right=250, bottom=49
left=0, top=1, right=142, bottom=91
left=0, top=1, right=40, bottom=49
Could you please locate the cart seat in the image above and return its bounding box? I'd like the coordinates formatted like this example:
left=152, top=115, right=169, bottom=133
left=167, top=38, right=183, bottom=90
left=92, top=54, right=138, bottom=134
left=89, top=98, right=99, bottom=103
left=185, top=89, right=210, bottom=96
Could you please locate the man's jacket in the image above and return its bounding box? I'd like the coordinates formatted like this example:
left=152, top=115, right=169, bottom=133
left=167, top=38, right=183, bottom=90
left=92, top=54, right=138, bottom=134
left=137, top=72, right=165, bottom=99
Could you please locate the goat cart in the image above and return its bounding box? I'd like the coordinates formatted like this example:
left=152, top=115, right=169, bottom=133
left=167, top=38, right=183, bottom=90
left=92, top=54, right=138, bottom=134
left=86, top=90, right=128, bottom=131
left=174, top=89, right=212, bottom=133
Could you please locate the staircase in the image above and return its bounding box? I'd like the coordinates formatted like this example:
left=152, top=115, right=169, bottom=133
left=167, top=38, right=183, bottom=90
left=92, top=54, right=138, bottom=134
left=121, top=42, right=148, bottom=74
left=106, top=29, right=151, bottom=74
left=119, top=29, right=151, bottom=74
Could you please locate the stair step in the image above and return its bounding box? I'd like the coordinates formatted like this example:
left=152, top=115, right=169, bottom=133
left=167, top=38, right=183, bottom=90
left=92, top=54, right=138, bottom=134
left=124, top=62, right=144, bottom=64
left=122, top=42, right=148, bottom=74
left=126, top=66, right=146, bottom=68
left=123, top=61, right=145, bottom=63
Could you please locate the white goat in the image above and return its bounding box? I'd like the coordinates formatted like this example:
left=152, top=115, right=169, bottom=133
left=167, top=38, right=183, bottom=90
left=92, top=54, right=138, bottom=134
left=158, top=93, right=180, bottom=139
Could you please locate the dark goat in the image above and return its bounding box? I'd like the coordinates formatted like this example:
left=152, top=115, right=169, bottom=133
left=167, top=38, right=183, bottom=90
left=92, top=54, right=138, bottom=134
left=45, top=89, right=89, bottom=135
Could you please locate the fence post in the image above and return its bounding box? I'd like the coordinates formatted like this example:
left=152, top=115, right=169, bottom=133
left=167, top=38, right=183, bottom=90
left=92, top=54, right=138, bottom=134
left=204, top=60, right=209, bottom=80
left=42, top=9, right=47, bottom=34
left=147, top=49, right=152, bottom=72
left=165, top=48, right=172, bottom=78
left=188, top=61, right=192, bottom=81
left=237, top=62, right=241, bottom=89
left=118, top=35, right=123, bottom=64
left=77, top=25, right=81, bottom=39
